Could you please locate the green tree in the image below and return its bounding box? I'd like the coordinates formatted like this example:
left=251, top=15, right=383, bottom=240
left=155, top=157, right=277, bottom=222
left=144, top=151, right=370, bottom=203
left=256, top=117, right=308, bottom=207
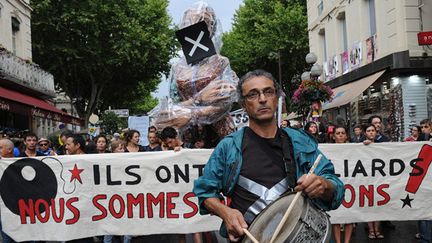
left=31, top=0, right=176, bottom=124
left=100, top=111, right=127, bottom=134
left=222, top=0, right=309, bottom=99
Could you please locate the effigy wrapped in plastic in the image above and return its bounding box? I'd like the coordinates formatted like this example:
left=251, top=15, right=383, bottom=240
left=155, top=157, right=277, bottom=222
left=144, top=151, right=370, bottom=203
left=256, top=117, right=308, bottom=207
left=150, top=1, right=238, bottom=138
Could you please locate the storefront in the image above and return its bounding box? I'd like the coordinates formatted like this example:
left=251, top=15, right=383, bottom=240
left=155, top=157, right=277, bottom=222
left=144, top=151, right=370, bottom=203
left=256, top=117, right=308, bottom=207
left=0, top=86, right=83, bottom=137
left=322, top=57, right=432, bottom=141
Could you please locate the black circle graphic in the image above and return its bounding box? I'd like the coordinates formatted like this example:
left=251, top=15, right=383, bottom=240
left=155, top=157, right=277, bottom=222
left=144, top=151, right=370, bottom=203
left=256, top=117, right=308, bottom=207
left=0, top=158, right=57, bottom=215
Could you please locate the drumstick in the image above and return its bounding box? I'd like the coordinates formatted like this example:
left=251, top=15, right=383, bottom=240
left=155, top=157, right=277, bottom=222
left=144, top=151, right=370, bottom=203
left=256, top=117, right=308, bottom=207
left=243, top=228, right=260, bottom=243
left=269, top=154, right=323, bottom=243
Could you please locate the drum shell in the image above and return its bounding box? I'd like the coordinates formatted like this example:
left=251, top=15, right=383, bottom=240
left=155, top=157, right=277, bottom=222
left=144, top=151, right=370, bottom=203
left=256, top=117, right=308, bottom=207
left=242, top=192, right=331, bottom=243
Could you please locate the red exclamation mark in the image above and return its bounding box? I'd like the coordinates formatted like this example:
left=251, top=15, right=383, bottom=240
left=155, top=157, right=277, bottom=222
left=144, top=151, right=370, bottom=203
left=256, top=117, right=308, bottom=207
left=405, top=144, right=432, bottom=194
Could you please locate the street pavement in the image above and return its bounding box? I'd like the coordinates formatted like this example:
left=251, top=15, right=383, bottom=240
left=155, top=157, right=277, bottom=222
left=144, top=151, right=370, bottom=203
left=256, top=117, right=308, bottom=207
left=130, top=220, right=421, bottom=243
left=0, top=220, right=421, bottom=242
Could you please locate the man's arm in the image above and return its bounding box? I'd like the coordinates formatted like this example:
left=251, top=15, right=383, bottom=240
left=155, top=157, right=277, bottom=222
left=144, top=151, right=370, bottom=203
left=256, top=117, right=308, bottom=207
left=203, top=198, right=247, bottom=242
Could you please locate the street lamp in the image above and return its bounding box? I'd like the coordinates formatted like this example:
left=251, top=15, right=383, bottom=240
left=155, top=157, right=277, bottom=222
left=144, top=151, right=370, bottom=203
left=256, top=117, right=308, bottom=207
left=304, top=52, right=323, bottom=80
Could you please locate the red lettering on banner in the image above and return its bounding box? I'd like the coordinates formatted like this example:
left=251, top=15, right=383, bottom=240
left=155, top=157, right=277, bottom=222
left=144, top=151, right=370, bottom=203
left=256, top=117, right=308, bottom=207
left=109, top=194, right=125, bottom=219
left=166, top=192, right=179, bottom=218
left=18, top=198, right=80, bottom=225
left=51, top=198, right=65, bottom=223
left=342, top=184, right=390, bottom=208
left=377, top=184, right=390, bottom=206
left=35, top=199, right=50, bottom=223
left=183, top=192, right=198, bottom=219
left=342, top=184, right=355, bottom=208
left=65, top=197, right=80, bottom=225
left=147, top=192, right=165, bottom=218
left=127, top=193, right=145, bottom=218
left=359, top=185, right=374, bottom=207
left=19, top=199, right=36, bottom=224
left=92, top=194, right=108, bottom=221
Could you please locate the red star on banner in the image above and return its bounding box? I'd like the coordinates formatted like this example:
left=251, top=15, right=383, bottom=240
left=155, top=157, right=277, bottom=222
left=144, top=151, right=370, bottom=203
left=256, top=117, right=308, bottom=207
left=69, top=164, right=84, bottom=184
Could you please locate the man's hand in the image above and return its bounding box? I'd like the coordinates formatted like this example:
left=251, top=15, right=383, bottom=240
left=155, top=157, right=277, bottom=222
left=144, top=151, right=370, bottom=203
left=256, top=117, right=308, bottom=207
left=203, top=198, right=248, bottom=242
left=221, top=207, right=248, bottom=242
left=295, top=174, right=334, bottom=201
left=363, top=139, right=372, bottom=145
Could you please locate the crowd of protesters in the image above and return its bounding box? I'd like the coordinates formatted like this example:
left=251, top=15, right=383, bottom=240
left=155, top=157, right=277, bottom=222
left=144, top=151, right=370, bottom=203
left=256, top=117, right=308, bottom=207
left=0, top=116, right=431, bottom=243
left=280, top=116, right=431, bottom=243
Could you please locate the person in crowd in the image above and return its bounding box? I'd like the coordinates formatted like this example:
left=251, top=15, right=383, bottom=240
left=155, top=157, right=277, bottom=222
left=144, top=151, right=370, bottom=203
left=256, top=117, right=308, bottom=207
left=193, top=137, right=205, bottom=149
left=0, top=138, right=14, bottom=158
left=124, top=129, right=145, bottom=152
left=65, top=134, right=86, bottom=155
left=331, top=126, right=354, bottom=243
left=368, top=115, right=390, bottom=142
left=351, top=124, right=364, bottom=143
left=56, top=130, right=73, bottom=155
left=416, top=121, right=432, bottom=243
left=0, top=138, right=16, bottom=242
left=110, top=140, right=125, bottom=153
left=280, top=119, right=289, bottom=128
left=304, top=121, right=319, bottom=141
left=143, top=132, right=162, bottom=152
left=94, top=135, right=110, bottom=153
left=159, top=127, right=192, bottom=151
left=19, top=133, right=44, bottom=157
left=64, top=135, right=93, bottom=243
left=404, top=125, right=421, bottom=142
left=193, top=69, right=344, bottom=241
left=37, top=137, right=56, bottom=156
left=363, top=124, right=385, bottom=239
left=418, top=119, right=432, bottom=141
left=104, top=140, right=131, bottom=243
left=148, top=126, right=158, bottom=134
left=111, top=132, right=121, bottom=143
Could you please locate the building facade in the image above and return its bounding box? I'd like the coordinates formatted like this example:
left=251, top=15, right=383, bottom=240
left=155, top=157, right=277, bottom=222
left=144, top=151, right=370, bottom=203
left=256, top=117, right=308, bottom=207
left=307, top=0, right=432, bottom=140
left=0, top=0, right=82, bottom=138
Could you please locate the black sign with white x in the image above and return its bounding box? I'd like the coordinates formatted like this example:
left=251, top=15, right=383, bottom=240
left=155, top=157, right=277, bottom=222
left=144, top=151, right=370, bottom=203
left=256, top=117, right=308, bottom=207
left=175, top=21, right=216, bottom=65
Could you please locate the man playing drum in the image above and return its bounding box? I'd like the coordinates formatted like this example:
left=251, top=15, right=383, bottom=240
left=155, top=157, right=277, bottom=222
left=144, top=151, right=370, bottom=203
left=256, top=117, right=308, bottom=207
left=193, top=70, right=345, bottom=242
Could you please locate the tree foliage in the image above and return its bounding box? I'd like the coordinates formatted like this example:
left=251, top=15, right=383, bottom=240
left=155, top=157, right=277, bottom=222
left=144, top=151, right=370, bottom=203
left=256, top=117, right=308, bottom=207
left=222, top=0, right=309, bottom=98
left=31, top=0, right=176, bottom=123
left=100, top=111, right=127, bottom=134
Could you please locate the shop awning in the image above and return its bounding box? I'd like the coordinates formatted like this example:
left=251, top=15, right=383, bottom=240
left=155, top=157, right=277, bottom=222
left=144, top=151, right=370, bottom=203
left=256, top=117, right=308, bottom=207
left=0, top=86, right=83, bottom=125
left=322, top=70, right=385, bottom=110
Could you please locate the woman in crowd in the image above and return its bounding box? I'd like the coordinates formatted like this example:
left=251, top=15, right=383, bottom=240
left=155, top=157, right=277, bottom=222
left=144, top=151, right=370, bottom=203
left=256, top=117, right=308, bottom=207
left=104, top=139, right=131, bottom=243
left=124, top=129, right=145, bottom=152
left=404, top=125, right=421, bottom=142
left=94, top=135, right=110, bottom=153
left=363, top=124, right=384, bottom=239
left=331, top=126, right=354, bottom=243
left=304, top=121, right=319, bottom=141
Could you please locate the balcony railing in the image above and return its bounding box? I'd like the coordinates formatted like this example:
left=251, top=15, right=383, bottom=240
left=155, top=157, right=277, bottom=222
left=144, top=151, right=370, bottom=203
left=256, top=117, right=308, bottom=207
left=0, top=50, right=55, bottom=96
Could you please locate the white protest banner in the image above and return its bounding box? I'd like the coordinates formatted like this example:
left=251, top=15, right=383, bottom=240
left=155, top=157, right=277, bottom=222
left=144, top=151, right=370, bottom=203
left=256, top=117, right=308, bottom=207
left=0, top=150, right=222, bottom=241
left=0, top=142, right=431, bottom=241
left=319, top=142, right=432, bottom=224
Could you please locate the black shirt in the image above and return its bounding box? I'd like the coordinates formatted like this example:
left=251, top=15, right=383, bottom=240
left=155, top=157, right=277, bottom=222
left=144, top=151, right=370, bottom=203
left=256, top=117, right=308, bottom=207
left=124, top=145, right=146, bottom=152
left=231, top=127, right=288, bottom=216
left=143, top=145, right=162, bottom=152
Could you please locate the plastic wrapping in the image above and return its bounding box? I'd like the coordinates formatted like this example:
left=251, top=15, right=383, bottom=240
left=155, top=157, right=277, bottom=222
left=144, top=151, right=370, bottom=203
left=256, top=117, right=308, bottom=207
left=150, top=2, right=238, bottom=137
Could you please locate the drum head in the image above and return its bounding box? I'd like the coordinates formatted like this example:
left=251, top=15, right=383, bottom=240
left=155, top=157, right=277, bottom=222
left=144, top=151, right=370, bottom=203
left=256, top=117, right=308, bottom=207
left=243, top=193, right=305, bottom=243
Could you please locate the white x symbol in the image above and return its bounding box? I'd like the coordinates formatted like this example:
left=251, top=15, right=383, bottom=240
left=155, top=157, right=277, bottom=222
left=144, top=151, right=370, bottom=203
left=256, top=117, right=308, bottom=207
left=185, top=31, right=209, bottom=57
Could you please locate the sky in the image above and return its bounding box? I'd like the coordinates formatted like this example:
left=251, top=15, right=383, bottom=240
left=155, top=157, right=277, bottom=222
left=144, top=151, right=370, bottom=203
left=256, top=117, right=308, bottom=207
left=151, top=0, right=243, bottom=99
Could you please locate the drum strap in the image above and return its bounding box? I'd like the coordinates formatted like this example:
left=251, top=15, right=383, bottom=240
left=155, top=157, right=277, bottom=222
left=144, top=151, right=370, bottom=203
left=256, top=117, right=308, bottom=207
left=238, top=175, right=290, bottom=224
left=280, top=130, right=297, bottom=189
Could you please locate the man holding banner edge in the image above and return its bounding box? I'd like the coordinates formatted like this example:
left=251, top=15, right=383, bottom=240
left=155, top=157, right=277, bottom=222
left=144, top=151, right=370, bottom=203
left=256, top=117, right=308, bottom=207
left=193, top=70, right=345, bottom=241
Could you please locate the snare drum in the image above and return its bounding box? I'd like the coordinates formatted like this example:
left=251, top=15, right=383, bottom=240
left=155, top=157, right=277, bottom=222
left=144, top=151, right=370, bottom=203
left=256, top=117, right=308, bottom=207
left=242, top=192, right=331, bottom=243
